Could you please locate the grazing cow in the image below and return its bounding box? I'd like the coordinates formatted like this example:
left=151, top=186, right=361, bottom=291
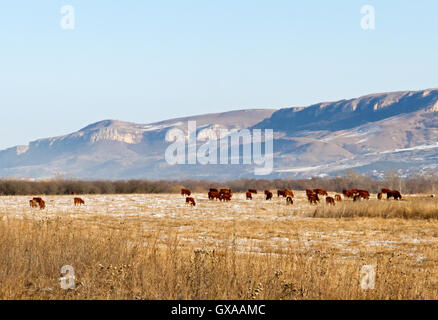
left=284, top=189, right=294, bottom=198
left=381, top=188, right=391, bottom=194
left=377, top=193, right=383, bottom=200
left=29, top=200, right=38, bottom=208
left=266, top=192, right=273, bottom=201
left=248, top=189, right=257, bottom=194
left=74, top=197, right=85, bottom=206
left=335, top=194, right=342, bottom=202
left=387, top=190, right=402, bottom=200
left=326, top=197, right=336, bottom=206
left=286, top=196, right=294, bottom=205
left=186, top=197, right=196, bottom=206
left=351, top=189, right=360, bottom=195
left=306, top=189, right=314, bottom=197
left=220, top=193, right=232, bottom=202
left=264, top=190, right=271, bottom=195
left=208, top=191, right=220, bottom=200
left=277, top=190, right=287, bottom=197
left=32, top=197, right=46, bottom=210
left=246, top=192, right=253, bottom=200
left=220, top=188, right=232, bottom=196
left=209, top=188, right=218, bottom=193
left=38, top=200, right=46, bottom=210
left=181, top=188, right=191, bottom=197
left=358, top=190, right=370, bottom=200
left=308, top=194, right=319, bottom=205
left=313, top=189, right=328, bottom=196
left=219, top=188, right=232, bottom=196
left=342, top=190, right=354, bottom=199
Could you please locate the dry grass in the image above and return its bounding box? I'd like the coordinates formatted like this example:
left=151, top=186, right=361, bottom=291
left=0, top=192, right=437, bottom=300
left=311, top=198, right=438, bottom=220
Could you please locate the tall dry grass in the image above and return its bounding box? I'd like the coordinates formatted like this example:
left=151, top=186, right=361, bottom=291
left=310, top=199, right=438, bottom=220
left=0, top=216, right=436, bottom=300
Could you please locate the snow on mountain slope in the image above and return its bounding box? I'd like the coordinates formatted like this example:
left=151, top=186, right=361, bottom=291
left=1, top=88, right=438, bottom=180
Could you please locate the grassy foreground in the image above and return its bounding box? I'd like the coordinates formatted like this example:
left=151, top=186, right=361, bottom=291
left=0, top=213, right=436, bottom=300
left=311, top=198, right=438, bottom=219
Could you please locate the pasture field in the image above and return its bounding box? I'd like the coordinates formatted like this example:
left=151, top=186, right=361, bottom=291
left=0, top=191, right=437, bottom=300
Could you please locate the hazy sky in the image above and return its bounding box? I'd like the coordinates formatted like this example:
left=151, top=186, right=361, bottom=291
left=1, top=1, right=437, bottom=150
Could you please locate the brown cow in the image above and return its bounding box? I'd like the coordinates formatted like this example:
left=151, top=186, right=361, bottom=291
left=264, top=190, right=271, bottom=195
left=220, top=193, right=232, bottom=202
left=313, top=189, right=328, bottom=196
left=74, top=197, right=85, bottom=206
left=208, top=191, right=220, bottom=200
left=284, top=189, right=294, bottom=198
left=277, top=190, right=287, bottom=197
left=220, top=188, right=232, bottom=196
left=342, top=190, right=354, bottom=198
left=181, top=188, right=191, bottom=197
left=335, top=194, right=342, bottom=202
left=358, top=190, right=370, bottom=200
left=306, top=189, right=314, bottom=197
left=308, top=194, right=319, bottom=205
left=33, top=197, right=46, bottom=210
left=246, top=192, right=253, bottom=200
left=38, top=200, right=46, bottom=210
left=377, top=192, right=383, bottom=200
left=286, top=196, right=294, bottom=205
left=29, top=200, right=38, bottom=208
left=248, top=189, right=257, bottom=194
left=381, top=188, right=391, bottom=194
left=266, top=192, right=273, bottom=200
left=387, top=190, right=402, bottom=200
left=209, top=188, right=218, bottom=193
left=326, top=197, right=336, bottom=206
left=351, top=189, right=360, bottom=194
left=186, top=197, right=196, bottom=206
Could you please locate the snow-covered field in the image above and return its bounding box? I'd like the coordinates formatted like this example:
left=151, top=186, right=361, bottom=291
left=1, top=192, right=437, bottom=263
left=0, top=192, right=310, bottom=221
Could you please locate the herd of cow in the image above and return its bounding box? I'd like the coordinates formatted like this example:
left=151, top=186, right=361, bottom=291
left=26, top=187, right=403, bottom=210
left=28, top=196, right=85, bottom=210
left=181, top=187, right=403, bottom=207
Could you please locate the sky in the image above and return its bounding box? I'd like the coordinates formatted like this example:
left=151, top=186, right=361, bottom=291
left=0, top=0, right=437, bottom=150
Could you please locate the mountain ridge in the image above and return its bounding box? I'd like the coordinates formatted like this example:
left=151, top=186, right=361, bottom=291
left=1, top=88, right=438, bottom=180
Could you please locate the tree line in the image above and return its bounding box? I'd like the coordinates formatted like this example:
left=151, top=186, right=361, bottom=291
left=1, top=170, right=437, bottom=196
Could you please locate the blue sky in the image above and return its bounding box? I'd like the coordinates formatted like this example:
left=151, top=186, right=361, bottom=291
left=0, top=1, right=437, bottom=150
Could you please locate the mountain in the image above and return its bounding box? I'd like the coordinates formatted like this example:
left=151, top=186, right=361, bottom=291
left=1, top=88, right=438, bottom=180
left=0, top=109, right=276, bottom=180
